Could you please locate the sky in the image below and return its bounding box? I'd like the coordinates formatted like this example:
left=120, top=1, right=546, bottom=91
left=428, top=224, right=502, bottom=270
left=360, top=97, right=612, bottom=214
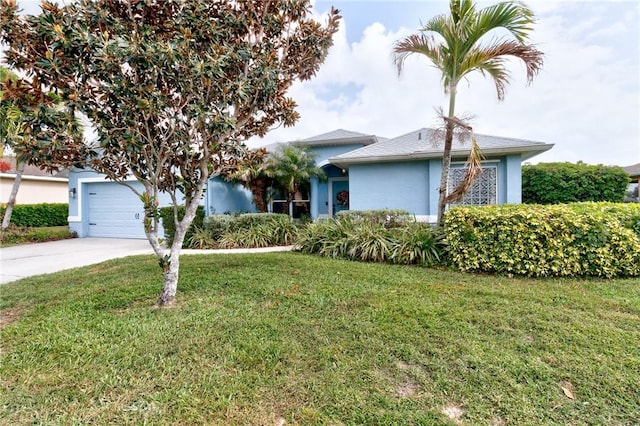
left=6, top=0, right=640, bottom=166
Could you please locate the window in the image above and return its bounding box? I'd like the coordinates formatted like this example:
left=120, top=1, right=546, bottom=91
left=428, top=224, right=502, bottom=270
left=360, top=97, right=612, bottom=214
left=269, top=186, right=310, bottom=218
left=448, top=166, right=497, bottom=206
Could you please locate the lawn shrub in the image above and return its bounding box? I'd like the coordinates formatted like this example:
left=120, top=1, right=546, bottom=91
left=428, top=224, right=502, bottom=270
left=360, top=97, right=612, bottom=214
left=522, top=162, right=629, bottom=204
left=217, top=216, right=297, bottom=248
left=445, top=202, right=640, bottom=277
left=0, top=203, right=68, bottom=227
left=159, top=205, right=205, bottom=247
left=203, top=213, right=296, bottom=248
left=296, top=215, right=444, bottom=265
left=336, top=208, right=415, bottom=228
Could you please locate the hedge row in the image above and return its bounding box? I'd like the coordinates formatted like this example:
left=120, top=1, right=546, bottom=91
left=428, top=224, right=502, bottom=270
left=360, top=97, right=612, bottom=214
left=0, top=203, right=68, bottom=227
left=445, top=202, right=640, bottom=278
left=158, top=205, right=205, bottom=247
left=522, top=162, right=629, bottom=204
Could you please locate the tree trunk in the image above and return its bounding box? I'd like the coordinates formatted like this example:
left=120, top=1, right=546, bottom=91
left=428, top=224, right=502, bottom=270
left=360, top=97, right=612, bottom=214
left=157, top=249, right=180, bottom=306
left=154, top=179, right=206, bottom=307
left=250, top=178, right=267, bottom=212
left=436, top=84, right=458, bottom=227
left=1, top=160, right=26, bottom=230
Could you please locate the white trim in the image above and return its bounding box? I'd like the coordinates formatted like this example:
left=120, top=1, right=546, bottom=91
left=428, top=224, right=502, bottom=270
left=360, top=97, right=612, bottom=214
left=0, top=173, right=68, bottom=183
left=328, top=177, right=348, bottom=215
left=414, top=215, right=437, bottom=223
left=450, top=159, right=500, bottom=165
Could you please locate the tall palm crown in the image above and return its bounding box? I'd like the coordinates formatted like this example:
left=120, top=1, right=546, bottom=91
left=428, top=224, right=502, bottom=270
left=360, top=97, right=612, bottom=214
left=393, top=0, right=543, bottom=101
left=267, top=144, right=325, bottom=208
left=392, top=0, right=543, bottom=226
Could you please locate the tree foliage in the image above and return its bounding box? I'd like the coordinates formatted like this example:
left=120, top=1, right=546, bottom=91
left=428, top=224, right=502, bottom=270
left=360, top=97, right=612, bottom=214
left=221, top=147, right=271, bottom=213
left=266, top=144, right=325, bottom=212
left=392, top=0, right=543, bottom=226
left=522, top=162, right=629, bottom=204
left=0, top=0, right=340, bottom=305
left=0, top=65, right=81, bottom=229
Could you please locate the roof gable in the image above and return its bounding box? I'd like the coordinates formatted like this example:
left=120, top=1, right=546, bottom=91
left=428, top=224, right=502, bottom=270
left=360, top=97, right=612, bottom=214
left=330, top=128, right=554, bottom=164
left=302, top=129, right=368, bottom=142
left=262, top=129, right=385, bottom=152
left=624, top=163, right=640, bottom=178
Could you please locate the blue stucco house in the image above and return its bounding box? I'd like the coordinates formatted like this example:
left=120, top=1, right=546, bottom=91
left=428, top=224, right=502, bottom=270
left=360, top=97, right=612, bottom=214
left=207, top=128, right=553, bottom=222
left=67, top=128, right=552, bottom=238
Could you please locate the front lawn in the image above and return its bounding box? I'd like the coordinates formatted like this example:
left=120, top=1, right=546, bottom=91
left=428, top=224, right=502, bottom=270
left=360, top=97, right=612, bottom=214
left=1, top=253, right=638, bottom=425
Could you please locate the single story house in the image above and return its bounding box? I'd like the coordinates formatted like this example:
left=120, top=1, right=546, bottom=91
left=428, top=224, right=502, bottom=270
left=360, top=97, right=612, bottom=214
left=67, top=128, right=553, bottom=238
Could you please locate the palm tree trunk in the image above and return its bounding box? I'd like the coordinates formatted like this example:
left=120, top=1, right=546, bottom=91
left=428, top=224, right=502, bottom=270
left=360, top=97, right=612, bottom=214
left=250, top=179, right=267, bottom=212
left=436, top=84, right=457, bottom=227
left=1, top=161, right=26, bottom=230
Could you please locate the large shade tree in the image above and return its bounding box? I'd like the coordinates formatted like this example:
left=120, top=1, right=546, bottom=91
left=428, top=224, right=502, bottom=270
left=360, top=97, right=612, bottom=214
left=0, top=0, right=340, bottom=306
left=0, top=66, right=82, bottom=229
left=393, top=0, right=544, bottom=226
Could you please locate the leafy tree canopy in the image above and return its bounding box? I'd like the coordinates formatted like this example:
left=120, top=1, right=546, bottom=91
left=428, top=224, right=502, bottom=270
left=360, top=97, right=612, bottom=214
left=0, top=0, right=341, bottom=305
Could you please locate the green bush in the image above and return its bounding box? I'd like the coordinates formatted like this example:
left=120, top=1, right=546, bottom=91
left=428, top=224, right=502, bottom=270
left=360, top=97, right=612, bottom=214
left=336, top=209, right=415, bottom=228
left=202, top=213, right=296, bottom=249
left=217, top=216, right=297, bottom=249
left=444, top=202, right=640, bottom=278
left=0, top=203, right=68, bottom=227
left=522, top=162, right=629, bottom=204
left=159, top=205, right=205, bottom=247
left=296, top=215, right=444, bottom=266
left=0, top=225, right=76, bottom=246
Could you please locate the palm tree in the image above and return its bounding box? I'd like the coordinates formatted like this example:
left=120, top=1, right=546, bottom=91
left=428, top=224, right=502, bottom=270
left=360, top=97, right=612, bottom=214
left=224, top=147, right=271, bottom=212
left=266, top=144, right=325, bottom=215
left=393, top=0, right=544, bottom=226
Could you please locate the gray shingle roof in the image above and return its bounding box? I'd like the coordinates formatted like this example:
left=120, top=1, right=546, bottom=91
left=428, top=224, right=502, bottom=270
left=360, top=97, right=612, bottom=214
left=329, top=128, right=553, bottom=164
left=302, top=129, right=369, bottom=142
left=261, top=129, right=385, bottom=152
left=624, top=163, right=640, bottom=178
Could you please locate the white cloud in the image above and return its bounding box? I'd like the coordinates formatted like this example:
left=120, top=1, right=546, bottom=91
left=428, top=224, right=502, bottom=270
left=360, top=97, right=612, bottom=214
left=253, top=1, right=640, bottom=167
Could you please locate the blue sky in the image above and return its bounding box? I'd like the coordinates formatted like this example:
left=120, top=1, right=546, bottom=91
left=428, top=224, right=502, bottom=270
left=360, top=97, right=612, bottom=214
left=7, top=0, right=640, bottom=166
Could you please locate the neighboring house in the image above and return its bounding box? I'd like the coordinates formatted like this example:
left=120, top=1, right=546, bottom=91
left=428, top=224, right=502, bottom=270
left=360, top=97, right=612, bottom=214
left=67, top=128, right=553, bottom=238
left=623, top=163, right=639, bottom=202
left=0, top=157, right=69, bottom=204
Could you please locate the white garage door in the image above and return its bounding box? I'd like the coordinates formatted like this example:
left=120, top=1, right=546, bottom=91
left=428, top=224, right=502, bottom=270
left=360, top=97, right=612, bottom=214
left=87, top=182, right=172, bottom=239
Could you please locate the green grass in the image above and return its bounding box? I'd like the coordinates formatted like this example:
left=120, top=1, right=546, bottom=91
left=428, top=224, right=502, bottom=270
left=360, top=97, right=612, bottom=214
left=0, top=225, right=76, bottom=247
left=1, top=253, right=639, bottom=425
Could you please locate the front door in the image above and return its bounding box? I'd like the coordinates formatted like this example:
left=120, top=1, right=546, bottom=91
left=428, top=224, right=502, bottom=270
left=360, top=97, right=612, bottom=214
left=331, top=179, right=349, bottom=215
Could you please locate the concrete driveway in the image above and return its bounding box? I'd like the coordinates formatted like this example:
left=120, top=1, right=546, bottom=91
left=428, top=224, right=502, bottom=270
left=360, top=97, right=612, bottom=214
left=0, top=238, right=294, bottom=285
left=0, top=238, right=153, bottom=285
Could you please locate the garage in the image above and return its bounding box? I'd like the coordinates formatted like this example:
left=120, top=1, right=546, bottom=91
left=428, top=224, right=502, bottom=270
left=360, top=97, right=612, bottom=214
left=86, top=181, right=172, bottom=239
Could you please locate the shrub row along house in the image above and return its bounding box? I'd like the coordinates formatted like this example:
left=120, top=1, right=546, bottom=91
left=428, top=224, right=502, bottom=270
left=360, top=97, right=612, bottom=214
left=67, top=128, right=553, bottom=238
